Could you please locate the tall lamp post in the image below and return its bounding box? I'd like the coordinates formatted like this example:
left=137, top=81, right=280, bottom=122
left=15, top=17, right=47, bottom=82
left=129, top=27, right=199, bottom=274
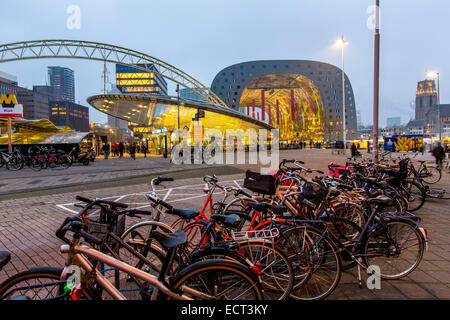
left=372, top=0, right=381, bottom=163
left=336, top=36, right=349, bottom=150
left=176, top=84, right=180, bottom=143
left=428, top=71, right=441, bottom=142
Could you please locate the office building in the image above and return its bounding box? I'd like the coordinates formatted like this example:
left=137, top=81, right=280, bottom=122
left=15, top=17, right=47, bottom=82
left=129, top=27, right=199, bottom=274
left=49, top=101, right=89, bottom=132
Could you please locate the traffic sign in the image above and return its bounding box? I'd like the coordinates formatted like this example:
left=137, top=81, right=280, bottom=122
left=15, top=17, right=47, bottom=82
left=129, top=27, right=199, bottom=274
left=0, top=94, right=23, bottom=118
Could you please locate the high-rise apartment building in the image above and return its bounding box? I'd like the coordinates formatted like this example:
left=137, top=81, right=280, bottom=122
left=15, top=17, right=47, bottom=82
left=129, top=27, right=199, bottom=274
left=48, top=66, right=75, bottom=103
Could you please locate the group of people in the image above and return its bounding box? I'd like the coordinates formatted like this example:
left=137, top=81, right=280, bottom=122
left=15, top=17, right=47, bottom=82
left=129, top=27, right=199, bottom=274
left=101, top=142, right=148, bottom=160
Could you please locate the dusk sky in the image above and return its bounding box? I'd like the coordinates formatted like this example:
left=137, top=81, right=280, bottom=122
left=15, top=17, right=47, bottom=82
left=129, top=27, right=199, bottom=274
left=0, top=0, right=448, bottom=127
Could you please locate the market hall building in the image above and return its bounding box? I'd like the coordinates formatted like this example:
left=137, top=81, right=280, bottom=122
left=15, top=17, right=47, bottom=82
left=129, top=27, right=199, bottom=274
left=210, top=60, right=358, bottom=145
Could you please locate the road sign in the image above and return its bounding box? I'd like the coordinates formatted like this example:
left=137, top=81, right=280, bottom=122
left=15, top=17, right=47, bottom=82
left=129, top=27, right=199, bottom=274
left=0, top=94, right=23, bottom=117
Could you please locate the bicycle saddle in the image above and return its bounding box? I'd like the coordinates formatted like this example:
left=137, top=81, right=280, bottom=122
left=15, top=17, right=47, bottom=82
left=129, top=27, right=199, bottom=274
left=368, top=195, right=393, bottom=207
left=211, top=214, right=241, bottom=229
left=248, top=202, right=286, bottom=214
left=151, top=230, right=186, bottom=249
left=0, top=251, right=11, bottom=269
left=165, top=208, right=200, bottom=220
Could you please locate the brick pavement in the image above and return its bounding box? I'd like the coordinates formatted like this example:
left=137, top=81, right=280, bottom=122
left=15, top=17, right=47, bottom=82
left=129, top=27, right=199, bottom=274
left=0, top=149, right=449, bottom=299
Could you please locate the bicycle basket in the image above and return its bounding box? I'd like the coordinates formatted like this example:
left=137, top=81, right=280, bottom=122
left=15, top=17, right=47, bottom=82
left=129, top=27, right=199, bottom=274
left=243, top=170, right=276, bottom=195
left=81, top=206, right=125, bottom=246
left=302, top=182, right=327, bottom=206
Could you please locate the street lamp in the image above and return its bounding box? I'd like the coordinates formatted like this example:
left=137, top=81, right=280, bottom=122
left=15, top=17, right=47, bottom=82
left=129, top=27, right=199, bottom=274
left=336, top=36, right=349, bottom=150
left=427, top=71, right=441, bottom=142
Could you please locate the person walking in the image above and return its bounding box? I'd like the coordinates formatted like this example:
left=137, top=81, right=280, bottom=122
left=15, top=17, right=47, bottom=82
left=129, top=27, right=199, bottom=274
left=130, top=143, right=136, bottom=160
left=102, top=143, right=110, bottom=160
left=112, top=143, right=118, bottom=157
left=351, top=142, right=357, bottom=158
left=142, top=143, right=147, bottom=158
left=118, top=142, right=125, bottom=158
left=432, top=142, right=445, bottom=169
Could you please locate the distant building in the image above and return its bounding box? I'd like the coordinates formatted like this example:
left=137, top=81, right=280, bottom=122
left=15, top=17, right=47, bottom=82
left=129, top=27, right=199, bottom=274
left=356, top=110, right=362, bottom=128
left=33, top=85, right=55, bottom=99
left=179, top=88, right=208, bottom=103
left=426, top=104, right=450, bottom=137
left=386, top=117, right=401, bottom=128
left=49, top=101, right=89, bottom=132
left=406, top=119, right=427, bottom=135
left=0, top=71, right=20, bottom=96
left=116, top=64, right=168, bottom=96
left=17, top=89, right=50, bottom=120
left=415, top=80, right=437, bottom=121
left=48, top=66, right=75, bottom=103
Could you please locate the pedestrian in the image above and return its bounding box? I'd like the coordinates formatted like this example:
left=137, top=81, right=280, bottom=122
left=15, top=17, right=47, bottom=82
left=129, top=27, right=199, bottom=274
left=113, top=143, right=118, bottom=157
left=142, top=144, right=147, bottom=158
left=351, top=143, right=357, bottom=157
left=102, top=143, right=110, bottom=160
left=118, top=142, right=125, bottom=158
left=130, top=143, right=136, bottom=160
left=432, top=142, right=445, bottom=169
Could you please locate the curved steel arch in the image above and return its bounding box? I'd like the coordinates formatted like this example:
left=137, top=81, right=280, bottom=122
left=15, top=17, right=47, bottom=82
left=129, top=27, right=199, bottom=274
left=0, top=39, right=228, bottom=108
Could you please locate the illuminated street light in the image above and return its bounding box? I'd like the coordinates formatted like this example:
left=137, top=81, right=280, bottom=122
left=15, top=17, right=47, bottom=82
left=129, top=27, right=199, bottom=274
left=336, top=36, right=349, bottom=149
left=427, top=71, right=441, bottom=142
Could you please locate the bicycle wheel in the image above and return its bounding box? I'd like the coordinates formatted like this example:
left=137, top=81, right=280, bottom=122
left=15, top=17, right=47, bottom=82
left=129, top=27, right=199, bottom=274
left=119, top=221, right=173, bottom=275
left=277, top=225, right=342, bottom=300
left=363, top=219, right=425, bottom=280
left=6, top=157, right=24, bottom=171
left=169, top=259, right=264, bottom=300
left=29, top=158, right=43, bottom=171
left=237, top=241, right=294, bottom=300
left=182, top=220, right=213, bottom=251
left=0, top=267, right=97, bottom=300
left=402, top=180, right=426, bottom=212
left=419, top=166, right=441, bottom=184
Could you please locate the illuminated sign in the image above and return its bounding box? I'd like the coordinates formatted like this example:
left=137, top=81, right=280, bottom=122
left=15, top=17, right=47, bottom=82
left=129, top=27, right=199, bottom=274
left=0, top=94, right=23, bottom=118
left=151, top=128, right=168, bottom=135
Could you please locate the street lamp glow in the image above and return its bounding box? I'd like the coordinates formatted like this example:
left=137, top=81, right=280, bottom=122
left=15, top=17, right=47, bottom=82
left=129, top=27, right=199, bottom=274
left=427, top=71, right=439, bottom=78
left=336, top=36, right=349, bottom=47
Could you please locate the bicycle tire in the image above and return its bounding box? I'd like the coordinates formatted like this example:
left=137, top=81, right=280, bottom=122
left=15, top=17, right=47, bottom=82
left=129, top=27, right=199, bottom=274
left=0, top=267, right=98, bottom=300
left=169, top=259, right=264, bottom=300
left=402, top=179, right=426, bottom=212
left=363, top=219, right=425, bottom=280
left=419, top=166, right=441, bottom=184
left=277, top=225, right=342, bottom=300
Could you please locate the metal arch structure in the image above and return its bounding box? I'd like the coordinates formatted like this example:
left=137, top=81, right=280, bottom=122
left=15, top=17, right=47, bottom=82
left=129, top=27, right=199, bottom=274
left=0, top=39, right=228, bottom=108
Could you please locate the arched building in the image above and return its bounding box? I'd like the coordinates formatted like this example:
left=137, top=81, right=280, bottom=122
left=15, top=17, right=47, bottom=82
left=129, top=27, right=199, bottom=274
left=210, top=60, right=358, bottom=143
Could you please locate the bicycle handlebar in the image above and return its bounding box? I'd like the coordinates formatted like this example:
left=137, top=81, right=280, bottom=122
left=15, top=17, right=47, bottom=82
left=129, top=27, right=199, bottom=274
left=75, top=195, right=128, bottom=209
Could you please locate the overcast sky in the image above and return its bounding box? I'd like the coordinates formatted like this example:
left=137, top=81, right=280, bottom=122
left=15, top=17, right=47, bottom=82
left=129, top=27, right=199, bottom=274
left=0, top=0, right=448, bottom=127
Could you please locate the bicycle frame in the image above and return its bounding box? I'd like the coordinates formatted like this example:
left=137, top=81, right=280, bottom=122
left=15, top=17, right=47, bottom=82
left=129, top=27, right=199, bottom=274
left=59, top=243, right=210, bottom=300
